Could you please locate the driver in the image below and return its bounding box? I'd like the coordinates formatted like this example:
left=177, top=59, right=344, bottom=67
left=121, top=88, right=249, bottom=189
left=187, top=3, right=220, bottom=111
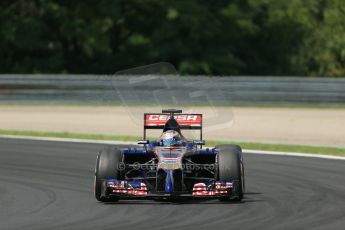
left=158, top=130, right=184, bottom=147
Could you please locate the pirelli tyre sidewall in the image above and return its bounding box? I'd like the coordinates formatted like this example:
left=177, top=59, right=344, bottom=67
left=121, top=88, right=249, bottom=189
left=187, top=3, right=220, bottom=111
left=216, top=144, right=244, bottom=201
left=94, top=146, right=123, bottom=202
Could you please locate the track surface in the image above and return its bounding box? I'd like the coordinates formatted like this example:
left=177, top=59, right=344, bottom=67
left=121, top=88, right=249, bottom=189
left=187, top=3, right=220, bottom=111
left=0, top=138, right=344, bottom=230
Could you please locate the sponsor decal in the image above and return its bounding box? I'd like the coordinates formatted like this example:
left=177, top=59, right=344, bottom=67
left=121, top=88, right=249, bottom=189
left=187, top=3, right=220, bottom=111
left=145, top=114, right=202, bottom=126
left=192, top=182, right=233, bottom=196
left=107, top=181, right=148, bottom=196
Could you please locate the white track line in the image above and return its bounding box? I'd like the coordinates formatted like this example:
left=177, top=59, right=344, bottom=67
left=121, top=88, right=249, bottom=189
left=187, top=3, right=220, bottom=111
left=1, top=134, right=344, bottom=161
left=243, top=149, right=345, bottom=160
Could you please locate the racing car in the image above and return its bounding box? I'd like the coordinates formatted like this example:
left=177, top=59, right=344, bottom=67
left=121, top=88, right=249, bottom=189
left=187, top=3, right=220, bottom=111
left=94, top=109, right=244, bottom=202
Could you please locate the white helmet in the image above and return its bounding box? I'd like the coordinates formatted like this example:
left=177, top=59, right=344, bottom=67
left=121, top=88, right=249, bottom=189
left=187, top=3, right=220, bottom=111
left=160, top=130, right=182, bottom=147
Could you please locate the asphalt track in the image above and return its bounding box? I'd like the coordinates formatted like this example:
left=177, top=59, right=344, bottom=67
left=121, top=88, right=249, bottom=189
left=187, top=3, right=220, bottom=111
left=1, top=138, right=344, bottom=230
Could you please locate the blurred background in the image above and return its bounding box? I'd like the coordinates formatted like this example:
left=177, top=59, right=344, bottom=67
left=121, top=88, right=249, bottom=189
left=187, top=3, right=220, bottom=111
left=1, top=0, right=345, bottom=76
left=0, top=0, right=344, bottom=150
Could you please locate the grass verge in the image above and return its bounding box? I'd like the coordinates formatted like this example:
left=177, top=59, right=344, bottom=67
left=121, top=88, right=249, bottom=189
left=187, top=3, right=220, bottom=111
left=0, top=129, right=344, bottom=157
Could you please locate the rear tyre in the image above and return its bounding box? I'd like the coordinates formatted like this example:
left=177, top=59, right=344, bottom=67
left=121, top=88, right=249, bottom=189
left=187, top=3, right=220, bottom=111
left=216, top=144, right=244, bottom=201
left=94, top=146, right=123, bottom=202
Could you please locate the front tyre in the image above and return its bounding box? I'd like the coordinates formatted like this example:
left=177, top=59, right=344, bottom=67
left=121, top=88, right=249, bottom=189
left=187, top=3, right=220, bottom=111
left=216, top=144, right=244, bottom=201
left=94, top=146, right=123, bottom=202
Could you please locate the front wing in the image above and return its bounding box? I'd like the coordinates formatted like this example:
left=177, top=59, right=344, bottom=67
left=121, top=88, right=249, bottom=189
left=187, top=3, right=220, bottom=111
left=101, top=179, right=240, bottom=200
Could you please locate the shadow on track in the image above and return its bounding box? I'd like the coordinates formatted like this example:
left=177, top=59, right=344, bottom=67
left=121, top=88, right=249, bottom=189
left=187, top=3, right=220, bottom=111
left=102, top=192, right=264, bottom=205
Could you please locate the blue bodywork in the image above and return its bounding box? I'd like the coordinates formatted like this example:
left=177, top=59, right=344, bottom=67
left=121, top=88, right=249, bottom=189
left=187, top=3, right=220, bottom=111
left=165, top=170, right=174, bottom=192
left=122, top=147, right=219, bottom=156
left=120, top=146, right=219, bottom=194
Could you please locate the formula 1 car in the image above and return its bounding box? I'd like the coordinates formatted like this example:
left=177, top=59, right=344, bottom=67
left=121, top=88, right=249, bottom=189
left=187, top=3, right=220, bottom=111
left=94, top=109, right=244, bottom=202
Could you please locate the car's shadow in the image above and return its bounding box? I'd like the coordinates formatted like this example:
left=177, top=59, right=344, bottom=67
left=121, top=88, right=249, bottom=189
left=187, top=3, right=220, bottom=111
left=103, top=192, right=264, bottom=205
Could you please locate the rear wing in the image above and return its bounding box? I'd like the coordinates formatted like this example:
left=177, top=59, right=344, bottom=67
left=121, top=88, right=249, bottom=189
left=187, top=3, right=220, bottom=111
left=143, top=110, right=203, bottom=140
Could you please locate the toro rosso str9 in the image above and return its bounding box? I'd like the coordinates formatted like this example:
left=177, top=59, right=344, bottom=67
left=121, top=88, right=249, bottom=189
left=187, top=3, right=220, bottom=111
left=94, top=109, right=244, bottom=202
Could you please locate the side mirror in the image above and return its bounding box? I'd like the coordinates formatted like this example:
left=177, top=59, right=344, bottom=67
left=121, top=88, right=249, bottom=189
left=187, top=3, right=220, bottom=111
left=193, top=140, right=205, bottom=145
left=138, top=140, right=149, bottom=145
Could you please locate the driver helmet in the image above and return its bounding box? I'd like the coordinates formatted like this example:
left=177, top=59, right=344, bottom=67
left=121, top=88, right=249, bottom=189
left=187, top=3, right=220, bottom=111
left=159, top=130, right=183, bottom=147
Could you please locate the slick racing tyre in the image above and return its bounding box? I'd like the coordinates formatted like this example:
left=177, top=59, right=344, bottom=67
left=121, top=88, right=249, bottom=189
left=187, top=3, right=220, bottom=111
left=94, top=146, right=123, bottom=202
left=216, top=144, right=244, bottom=201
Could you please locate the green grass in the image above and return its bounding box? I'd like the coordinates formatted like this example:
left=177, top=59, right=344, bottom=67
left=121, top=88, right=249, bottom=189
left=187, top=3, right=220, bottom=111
left=0, top=129, right=344, bottom=157
left=0, top=129, right=140, bottom=142
left=206, top=140, right=345, bottom=156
